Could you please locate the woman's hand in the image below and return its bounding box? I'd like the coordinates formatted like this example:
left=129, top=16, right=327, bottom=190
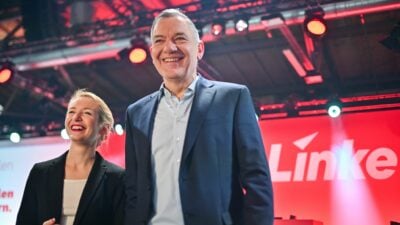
left=43, top=218, right=59, bottom=225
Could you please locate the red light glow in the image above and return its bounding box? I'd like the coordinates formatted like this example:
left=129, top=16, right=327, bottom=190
left=305, top=74, right=324, bottom=84
left=0, top=68, right=13, bottom=84
left=282, top=49, right=307, bottom=77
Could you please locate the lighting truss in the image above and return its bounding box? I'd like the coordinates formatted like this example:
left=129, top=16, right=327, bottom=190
left=259, top=93, right=400, bottom=120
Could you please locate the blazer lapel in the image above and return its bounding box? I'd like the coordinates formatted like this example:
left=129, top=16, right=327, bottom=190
left=47, top=152, right=67, bottom=222
left=141, top=92, right=161, bottom=141
left=73, top=152, right=106, bottom=225
left=181, top=76, right=216, bottom=163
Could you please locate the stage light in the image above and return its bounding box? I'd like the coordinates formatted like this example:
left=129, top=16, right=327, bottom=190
left=327, top=98, right=342, bottom=118
left=306, top=18, right=326, bottom=36
left=61, top=128, right=69, bottom=140
left=304, top=7, right=327, bottom=38
left=128, top=45, right=148, bottom=64
left=234, top=18, right=249, bottom=32
left=10, top=132, right=21, bottom=143
left=0, top=68, right=12, bottom=83
left=118, top=37, right=149, bottom=65
left=114, top=124, right=124, bottom=136
left=128, top=37, right=149, bottom=64
left=0, top=61, right=16, bottom=84
left=211, top=20, right=225, bottom=36
left=328, top=105, right=341, bottom=118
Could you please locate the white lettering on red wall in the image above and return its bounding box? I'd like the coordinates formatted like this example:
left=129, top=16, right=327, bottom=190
left=268, top=132, right=398, bottom=182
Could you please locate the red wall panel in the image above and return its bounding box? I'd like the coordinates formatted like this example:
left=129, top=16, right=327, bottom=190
left=98, top=109, right=400, bottom=225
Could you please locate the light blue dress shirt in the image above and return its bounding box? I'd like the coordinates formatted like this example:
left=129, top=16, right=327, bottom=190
left=149, top=76, right=198, bottom=225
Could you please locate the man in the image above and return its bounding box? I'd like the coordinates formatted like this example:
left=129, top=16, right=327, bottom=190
left=124, top=8, right=273, bottom=225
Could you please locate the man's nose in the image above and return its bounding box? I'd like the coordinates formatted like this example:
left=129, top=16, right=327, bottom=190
left=163, top=40, right=177, bottom=52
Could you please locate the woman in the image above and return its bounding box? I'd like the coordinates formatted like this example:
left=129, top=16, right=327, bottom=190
left=16, top=89, right=125, bottom=225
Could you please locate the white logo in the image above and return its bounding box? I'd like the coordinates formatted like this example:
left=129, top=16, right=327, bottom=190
left=268, top=132, right=398, bottom=182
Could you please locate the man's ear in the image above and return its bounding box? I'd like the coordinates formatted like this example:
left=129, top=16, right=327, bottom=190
left=197, top=41, right=205, bottom=60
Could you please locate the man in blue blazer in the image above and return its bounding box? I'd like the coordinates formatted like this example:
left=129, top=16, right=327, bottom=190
left=124, top=8, right=273, bottom=225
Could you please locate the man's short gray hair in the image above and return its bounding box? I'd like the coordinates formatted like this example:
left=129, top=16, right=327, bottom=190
left=150, top=8, right=201, bottom=43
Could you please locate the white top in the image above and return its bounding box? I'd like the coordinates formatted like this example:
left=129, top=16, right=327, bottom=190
left=60, top=179, right=87, bottom=225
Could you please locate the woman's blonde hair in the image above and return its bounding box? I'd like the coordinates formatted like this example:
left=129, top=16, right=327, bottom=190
left=69, top=89, right=114, bottom=142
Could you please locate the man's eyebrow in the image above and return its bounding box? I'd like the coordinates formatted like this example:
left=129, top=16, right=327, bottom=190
left=153, top=34, right=164, bottom=39
left=153, top=32, right=188, bottom=38
left=175, top=32, right=188, bottom=37
left=67, top=107, right=95, bottom=111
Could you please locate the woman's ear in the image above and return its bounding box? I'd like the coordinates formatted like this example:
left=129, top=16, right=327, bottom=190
left=99, top=124, right=110, bottom=141
left=96, top=124, right=110, bottom=147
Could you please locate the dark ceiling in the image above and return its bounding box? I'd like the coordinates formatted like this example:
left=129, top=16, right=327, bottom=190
left=0, top=0, right=399, bottom=139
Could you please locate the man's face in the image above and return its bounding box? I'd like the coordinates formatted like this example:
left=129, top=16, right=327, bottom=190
left=150, top=16, right=204, bottom=82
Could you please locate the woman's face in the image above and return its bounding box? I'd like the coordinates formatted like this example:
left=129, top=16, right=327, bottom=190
left=64, top=96, right=104, bottom=147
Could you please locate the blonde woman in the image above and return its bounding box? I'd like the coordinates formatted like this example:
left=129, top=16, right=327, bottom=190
left=17, top=89, right=125, bottom=225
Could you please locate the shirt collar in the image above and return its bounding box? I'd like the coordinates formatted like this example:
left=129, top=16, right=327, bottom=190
left=159, top=75, right=198, bottom=98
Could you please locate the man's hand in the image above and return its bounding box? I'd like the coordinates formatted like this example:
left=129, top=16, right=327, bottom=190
left=43, top=218, right=59, bottom=225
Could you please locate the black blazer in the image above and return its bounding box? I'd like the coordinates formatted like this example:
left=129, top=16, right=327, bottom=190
left=16, top=151, right=125, bottom=225
left=125, top=76, right=274, bottom=225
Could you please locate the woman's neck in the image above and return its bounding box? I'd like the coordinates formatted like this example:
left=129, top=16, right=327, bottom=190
left=67, top=144, right=96, bottom=165
left=65, top=145, right=96, bottom=179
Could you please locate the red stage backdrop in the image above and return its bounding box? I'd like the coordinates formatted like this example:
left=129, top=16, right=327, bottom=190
left=97, top=109, right=400, bottom=225
left=260, top=109, right=400, bottom=225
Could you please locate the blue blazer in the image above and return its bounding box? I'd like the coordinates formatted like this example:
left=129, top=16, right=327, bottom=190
left=16, top=151, right=125, bottom=225
left=125, top=76, right=273, bottom=225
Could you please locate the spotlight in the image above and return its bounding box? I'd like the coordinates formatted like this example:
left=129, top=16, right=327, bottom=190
left=128, top=44, right=148, bottom=64
left=128, top=38, right=149, bottom=64
left=304, top=7, right=327, bottom=38
left=234, top=17, right=249, bottom=32
left=61, top=128, right=69, bottom=140
left=118, top=37, right=149, bottom=64
left=0, top=61, right=16, bottom=84
left=327, top=98, right=342, bottom=118
left=114, top=124, right=124, bottom=136
left=10, top=132, right=21, bottom=143
left=211, top=20, right=225, bottom=36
